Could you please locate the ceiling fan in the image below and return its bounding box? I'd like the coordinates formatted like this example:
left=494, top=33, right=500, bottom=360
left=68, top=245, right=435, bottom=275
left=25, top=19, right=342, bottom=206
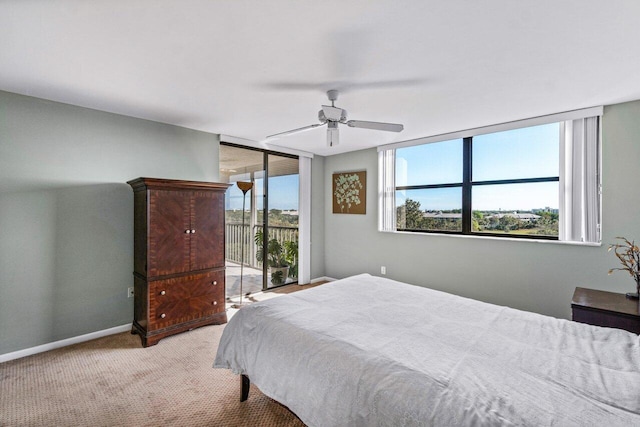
left=265, top=90, right=404, bottom=147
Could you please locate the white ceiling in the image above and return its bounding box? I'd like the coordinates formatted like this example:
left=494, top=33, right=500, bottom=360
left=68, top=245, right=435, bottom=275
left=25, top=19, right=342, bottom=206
left=2, top=1, right=640, bottom=157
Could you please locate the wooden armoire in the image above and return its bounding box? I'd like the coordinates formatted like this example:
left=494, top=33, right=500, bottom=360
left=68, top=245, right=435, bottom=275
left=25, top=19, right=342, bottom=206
left=127, top=178, right=230, bottom=347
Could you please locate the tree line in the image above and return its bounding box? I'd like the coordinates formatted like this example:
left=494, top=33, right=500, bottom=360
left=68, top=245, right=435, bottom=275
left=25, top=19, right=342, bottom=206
left=397, top=199, right=558, bottom=236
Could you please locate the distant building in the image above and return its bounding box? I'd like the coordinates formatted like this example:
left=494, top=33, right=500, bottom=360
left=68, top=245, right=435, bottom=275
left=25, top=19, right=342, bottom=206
left=487, top=211, right=540, bottom=221
left=282, top=210, right=299, bottom=216
left=532, top=207, right=559, bottom=214
left=423, top=211, right=461, bottom=219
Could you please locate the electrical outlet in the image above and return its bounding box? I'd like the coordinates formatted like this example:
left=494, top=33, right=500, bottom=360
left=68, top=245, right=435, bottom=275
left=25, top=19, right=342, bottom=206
left=128, top=287, right=134, bottom=298
left=381, top=266, right=386, bottom=275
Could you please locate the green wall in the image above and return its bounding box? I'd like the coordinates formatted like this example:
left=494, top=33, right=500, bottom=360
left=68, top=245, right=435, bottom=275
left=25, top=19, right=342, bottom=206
left=323, top=100, right=640, bottom=320
left=0, top=91, right=220, bottom=355
left=3, top=87, right=638, bottom=356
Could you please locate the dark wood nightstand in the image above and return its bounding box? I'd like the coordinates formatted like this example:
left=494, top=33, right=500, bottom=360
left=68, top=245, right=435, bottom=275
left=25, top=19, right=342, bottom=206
left=571, top=287, right=640, bottom=334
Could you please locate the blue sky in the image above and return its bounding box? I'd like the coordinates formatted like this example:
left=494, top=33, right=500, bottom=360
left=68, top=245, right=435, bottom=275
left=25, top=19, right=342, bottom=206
left=396, top=123, right=560, bottom=211
left=226, top=174, right=299, bottom=210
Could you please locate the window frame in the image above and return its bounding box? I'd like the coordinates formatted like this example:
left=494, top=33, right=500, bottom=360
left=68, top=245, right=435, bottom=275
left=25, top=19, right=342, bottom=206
left=395, top=136, right=561, bottom=239
left=379, top=107, right=602, bottom=244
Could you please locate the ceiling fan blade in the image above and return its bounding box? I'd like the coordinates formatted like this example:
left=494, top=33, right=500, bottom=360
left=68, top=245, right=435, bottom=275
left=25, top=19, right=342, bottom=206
left=346, top=120, right=404, bottom=132
left=260, top=82, right=328, bottom=91
left=266, top=123, right=325, bottom=140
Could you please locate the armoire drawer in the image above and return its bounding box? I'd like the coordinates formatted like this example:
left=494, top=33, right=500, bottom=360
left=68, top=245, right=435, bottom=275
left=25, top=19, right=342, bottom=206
left=149, top=299, right=191, bottom=330
left=190, top=269, right=225, bottom=298
left=190, top=293, right=225, bottom=316
left=148, top=270, right=225, bottom=331
left=149, top=295, right=225, bottom=330
left=150, top=270, right=224, bottom=302
left=150, top=278, right=190, bottom=303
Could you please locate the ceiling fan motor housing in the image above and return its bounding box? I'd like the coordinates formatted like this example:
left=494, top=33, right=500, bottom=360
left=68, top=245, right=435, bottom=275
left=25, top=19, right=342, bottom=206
left=319, top=105, right=347, bottom=123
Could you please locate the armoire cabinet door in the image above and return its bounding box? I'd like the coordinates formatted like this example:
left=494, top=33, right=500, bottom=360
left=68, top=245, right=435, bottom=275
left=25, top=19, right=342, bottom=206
left=148, top=190, right=191, bottom=276
left=190, top=190, right=225, bottom=271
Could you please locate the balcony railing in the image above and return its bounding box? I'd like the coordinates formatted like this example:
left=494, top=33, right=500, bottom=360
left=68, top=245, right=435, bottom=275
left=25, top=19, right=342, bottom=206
left=226, top=223, right=298, bottom=268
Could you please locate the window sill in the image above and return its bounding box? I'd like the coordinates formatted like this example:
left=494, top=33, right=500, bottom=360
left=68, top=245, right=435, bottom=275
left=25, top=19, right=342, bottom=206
left=381, top=229, right=602, bottom=247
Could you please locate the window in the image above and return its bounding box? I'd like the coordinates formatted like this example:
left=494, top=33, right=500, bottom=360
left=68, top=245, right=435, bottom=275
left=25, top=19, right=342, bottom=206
left=379, top=108, right=602, bottom=243
left=396, top=139, right=463, bottom=232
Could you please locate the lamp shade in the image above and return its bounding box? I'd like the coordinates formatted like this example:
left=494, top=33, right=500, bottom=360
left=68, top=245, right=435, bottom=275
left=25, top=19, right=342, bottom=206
left=237, top=181, right=253, bottom=193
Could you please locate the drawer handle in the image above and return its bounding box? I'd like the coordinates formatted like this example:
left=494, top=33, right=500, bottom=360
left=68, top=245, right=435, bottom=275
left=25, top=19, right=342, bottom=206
left=213, top=301, right=217, bottom=305
left=160, top=313, right=166, bottom=319
left=160, top=290, right=166, bottom=296
left=191, top=229, right=196, bottom=234
left=212, top=281, right=217, bottom=286
left=185, top=229, right=191, bottom=234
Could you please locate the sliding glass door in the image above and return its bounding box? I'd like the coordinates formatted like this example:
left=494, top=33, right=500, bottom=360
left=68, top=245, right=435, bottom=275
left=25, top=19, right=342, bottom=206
left=265, top=153, right=299, bottom=289
left=220, top=143, right=299, bottom=301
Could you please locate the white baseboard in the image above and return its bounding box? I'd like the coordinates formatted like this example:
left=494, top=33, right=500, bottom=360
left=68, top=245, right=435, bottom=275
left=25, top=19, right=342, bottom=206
left=0, top=323, right=132, bottom=364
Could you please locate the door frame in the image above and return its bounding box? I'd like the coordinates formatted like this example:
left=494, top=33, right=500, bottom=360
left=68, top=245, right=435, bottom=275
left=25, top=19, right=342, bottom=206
left=220, top=141, right=310, bottom=291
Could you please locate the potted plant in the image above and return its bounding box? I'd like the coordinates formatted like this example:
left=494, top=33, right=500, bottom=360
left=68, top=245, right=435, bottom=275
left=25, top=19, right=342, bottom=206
left=283, top=240, right=298, bottom=281
left=608, top=236, right=640, bottom=299
left=255, top=229, right=289, bottom=285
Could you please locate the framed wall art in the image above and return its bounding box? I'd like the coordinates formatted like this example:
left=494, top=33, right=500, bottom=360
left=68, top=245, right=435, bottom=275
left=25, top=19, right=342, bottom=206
left=332, top=170, right=366, bottom=214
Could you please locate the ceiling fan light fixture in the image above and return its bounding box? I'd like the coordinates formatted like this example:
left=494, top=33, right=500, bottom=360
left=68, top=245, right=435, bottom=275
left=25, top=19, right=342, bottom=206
left=327, top=121, right=339, bottom=147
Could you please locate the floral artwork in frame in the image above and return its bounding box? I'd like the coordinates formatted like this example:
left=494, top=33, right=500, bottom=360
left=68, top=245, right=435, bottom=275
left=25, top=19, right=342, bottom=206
left=333, top=171, right=366, bottom=214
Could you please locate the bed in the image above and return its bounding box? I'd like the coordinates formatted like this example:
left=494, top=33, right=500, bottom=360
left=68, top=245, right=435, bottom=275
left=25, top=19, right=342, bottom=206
left=214, top=273, right=640, bottom=426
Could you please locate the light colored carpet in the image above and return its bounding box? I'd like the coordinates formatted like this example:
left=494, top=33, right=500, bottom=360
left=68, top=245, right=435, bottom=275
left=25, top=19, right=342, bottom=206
left=0, top=283, right=326, bottom=426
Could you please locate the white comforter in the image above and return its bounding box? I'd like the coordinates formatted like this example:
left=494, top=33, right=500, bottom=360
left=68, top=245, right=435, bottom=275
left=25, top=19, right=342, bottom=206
left=214, top=274, right=640, bottom=426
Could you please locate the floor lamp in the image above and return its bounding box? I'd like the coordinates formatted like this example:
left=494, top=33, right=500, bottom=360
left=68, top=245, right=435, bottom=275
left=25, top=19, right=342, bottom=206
left=232, top=181, right=253, bottom=309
